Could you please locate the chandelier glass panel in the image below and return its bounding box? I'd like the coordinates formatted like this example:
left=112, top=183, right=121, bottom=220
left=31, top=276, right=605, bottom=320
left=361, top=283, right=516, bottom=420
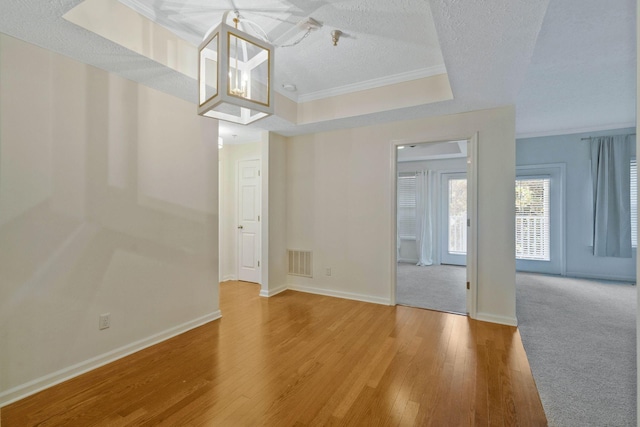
left=198, top=12, right=274, bottom=124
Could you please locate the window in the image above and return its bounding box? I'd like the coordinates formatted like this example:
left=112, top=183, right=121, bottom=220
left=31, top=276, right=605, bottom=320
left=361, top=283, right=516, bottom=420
left=447, top=178, right=467, bottom=254
left=515, top=177, right=550, bottom=260
left=398, top=174, right=416, bottom=239
left=631, top=159, right=637, bottom=248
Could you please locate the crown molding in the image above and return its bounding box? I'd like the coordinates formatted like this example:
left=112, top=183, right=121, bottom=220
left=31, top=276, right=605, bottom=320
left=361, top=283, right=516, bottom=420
left=118, top=0, right=201, bottom=45
left=516, top=122, right=636, bottom=139
left=297, top=65, right=448, bottom=103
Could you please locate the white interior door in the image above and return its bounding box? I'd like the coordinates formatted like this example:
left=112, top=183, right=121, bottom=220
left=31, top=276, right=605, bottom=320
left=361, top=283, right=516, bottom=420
left=441, top=173, right=467, bottom=266
left=238, top=159, right=261, bottom=283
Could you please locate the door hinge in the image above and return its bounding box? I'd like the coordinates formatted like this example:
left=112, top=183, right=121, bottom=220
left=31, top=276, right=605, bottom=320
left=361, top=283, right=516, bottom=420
left=258, top=170, right=261, bottom=176
left=258, top=215, right=260, bottom=222
left=466, top=281, right=470, bottom=290
left=467, top=218, right=470, bottom=227
left=258, top=261, right=260, bottom=267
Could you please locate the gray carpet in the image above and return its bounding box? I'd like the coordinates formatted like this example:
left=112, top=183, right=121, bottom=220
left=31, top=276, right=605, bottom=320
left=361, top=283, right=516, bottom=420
left=396, top=263, right=466, bottom=314
left=516, top=273, right=637, bottom=427
left=397, top=264, right=637, bottom=426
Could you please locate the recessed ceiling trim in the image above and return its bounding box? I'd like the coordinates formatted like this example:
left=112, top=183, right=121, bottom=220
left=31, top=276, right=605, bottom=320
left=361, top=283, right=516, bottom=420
left=118, top=0, right=215, bottom=45
left=516, top=121, right=637, bottom=139
left=118, top=0, right=155, bottom=22
left=297, top=65, right=447, bottom=103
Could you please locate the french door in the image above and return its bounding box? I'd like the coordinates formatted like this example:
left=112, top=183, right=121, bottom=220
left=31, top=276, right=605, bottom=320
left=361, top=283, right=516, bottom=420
left=441, top=173, right=467, bottom=266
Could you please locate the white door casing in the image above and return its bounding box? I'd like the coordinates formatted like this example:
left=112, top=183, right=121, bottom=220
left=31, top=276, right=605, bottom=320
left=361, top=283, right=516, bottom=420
left=238, top=159, right=261, bottom=283
left=392, top=135, right=478, bottom=319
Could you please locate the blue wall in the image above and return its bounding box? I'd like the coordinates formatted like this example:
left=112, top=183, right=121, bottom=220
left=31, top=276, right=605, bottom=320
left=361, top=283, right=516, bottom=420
left=517, top=127, right=636, bottom=282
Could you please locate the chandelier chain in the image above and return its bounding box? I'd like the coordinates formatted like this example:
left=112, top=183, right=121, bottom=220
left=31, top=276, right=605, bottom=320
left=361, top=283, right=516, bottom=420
left=277, top=28, right=313, bottom=48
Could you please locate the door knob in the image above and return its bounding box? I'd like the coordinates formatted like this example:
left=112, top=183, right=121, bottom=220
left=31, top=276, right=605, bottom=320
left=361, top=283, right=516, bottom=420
left=238, top=225, right=244, bottom=229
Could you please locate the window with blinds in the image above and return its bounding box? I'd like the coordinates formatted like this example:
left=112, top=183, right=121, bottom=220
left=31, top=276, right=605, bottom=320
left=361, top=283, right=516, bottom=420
left=398, top=174, right=417, bottom=239
left=515, top=177, right=550, bottom=260
left=631, top=159, right=637, bottom=248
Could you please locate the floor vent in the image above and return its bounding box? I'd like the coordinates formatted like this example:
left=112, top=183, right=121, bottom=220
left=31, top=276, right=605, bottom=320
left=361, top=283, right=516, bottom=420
left=288, top=250, right=313, bottom=277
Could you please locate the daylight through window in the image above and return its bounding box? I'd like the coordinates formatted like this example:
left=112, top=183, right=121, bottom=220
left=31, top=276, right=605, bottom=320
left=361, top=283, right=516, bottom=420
left=515, top=177, right=550, bottom=261
left=398, top=174, right=417, bottom=239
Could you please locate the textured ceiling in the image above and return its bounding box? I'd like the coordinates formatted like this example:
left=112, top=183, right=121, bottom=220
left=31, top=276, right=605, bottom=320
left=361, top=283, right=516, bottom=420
left=516, top=0, right=636, bottom=137
left=119, top=0, right=446, bottom=98
left=397, top=140, right=466, bottom=163
left=0, top=0, right=635, bottom=140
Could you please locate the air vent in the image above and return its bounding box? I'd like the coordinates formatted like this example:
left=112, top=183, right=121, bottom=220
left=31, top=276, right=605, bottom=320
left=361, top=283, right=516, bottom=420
left=288, top=250, right=313, bottom=277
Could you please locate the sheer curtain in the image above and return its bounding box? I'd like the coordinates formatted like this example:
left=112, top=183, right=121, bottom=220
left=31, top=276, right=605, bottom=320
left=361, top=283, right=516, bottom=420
left=590, top=135, right=633, bottom=257
left=415, top=170, right=436, bottom=266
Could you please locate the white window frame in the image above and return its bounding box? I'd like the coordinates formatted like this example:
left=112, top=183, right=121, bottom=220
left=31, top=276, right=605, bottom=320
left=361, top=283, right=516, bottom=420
left=515, top=175, right=551, bottom=261
left=397, top=173, right=417, bottom=240
left=516, top=164, right=565, bottom=276
left=630, top=158, right=637, bottom=248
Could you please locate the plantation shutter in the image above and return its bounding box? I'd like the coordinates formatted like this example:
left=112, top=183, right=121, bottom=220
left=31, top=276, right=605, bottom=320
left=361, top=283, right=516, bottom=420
left=631, top=159, right=637, bottom=248
left=398, top=174, right=417, bottom=238
left=515, top=177, right=550, bottom=260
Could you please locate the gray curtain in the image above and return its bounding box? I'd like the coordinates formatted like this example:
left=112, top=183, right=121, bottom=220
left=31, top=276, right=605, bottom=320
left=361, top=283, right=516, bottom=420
left=590, top=135, right=632, bottom=257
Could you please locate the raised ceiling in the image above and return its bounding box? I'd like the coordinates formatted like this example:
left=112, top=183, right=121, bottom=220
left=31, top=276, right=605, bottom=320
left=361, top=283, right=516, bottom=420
left=0, top=0, right=635, bottom=142
left=119, top=0, right=447, bottom=100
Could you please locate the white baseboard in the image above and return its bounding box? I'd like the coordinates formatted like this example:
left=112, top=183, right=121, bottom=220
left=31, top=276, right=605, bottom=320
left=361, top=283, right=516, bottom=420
left=288, top=283, right=391, bottom=306
left=259, top=285, right=288, bottom=297
left=474, top=312, right=518, bottom=327
left=222, top=275, right=237, bottom=282
left=0, top=311, right=222, bottom=408
left=565, top=271, right=636, bottom=283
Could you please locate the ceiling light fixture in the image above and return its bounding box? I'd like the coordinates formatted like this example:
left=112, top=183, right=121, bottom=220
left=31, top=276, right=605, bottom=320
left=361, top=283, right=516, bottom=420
left=198, top=11, right=274, bottom=125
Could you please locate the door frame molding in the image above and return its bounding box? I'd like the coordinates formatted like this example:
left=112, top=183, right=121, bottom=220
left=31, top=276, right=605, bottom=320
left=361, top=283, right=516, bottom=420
left=390, top=133, right=479, bottom=319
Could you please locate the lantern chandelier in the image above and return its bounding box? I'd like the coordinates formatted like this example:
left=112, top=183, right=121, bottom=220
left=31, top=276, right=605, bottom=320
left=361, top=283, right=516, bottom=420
left=198, top=10, right=334, bottom=125
left=198, top=11, right=273, bottom=124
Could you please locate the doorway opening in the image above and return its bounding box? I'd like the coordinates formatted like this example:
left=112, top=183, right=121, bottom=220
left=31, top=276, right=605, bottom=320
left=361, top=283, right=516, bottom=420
left=393, top=137, right=477, bottom=316
left=218, top=133, right=263, bottom=287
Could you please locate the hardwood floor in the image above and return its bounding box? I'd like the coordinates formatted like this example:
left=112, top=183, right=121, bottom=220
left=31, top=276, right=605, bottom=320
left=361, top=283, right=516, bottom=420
left=2, top=281, right=547, bottom=426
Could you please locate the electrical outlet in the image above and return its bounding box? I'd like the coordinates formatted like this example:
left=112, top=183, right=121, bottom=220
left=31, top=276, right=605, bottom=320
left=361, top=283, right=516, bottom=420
left=99, top=313, right=110, bottom=330
left=325, top=267, right=332, bottom=276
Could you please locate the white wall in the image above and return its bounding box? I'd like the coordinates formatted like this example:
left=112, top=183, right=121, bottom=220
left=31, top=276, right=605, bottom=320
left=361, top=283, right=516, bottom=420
left=219, top=141, right=261, bottom=281
left=517, top=128, right=636, bottom=281
left=285, top=106, right=517, bottom=325
left=0, top=34, right=220, bottom=405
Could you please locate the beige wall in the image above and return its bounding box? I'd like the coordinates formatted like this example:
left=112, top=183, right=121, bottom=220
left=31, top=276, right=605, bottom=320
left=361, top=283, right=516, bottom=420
left=219, top=141, right=261, bottom=281
left=262, top=132, right=288, bottom=296
left=285, top=106, right=517, bottom=324
left=0, top=34, right=220, bottom=405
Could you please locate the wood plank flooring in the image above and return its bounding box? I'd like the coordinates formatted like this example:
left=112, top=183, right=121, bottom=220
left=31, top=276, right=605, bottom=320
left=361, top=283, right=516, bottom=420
left=2, top=281, right=547, bottom=426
